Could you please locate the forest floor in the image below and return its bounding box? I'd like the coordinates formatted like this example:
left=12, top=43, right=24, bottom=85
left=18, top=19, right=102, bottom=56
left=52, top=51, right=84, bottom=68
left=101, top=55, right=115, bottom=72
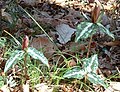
left=0, top=0, right=120, bottom=92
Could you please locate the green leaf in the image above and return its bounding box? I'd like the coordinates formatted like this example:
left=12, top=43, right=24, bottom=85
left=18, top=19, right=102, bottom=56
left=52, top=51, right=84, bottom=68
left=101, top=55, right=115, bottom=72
left=75, top=22, right=95, bottom=42
left=0, top=37, right=6, bottom=47
left=82, top=54, right=98, bottom=73
left=87, top=73, right=108, bottom=88
left=63, top=67, right=86, bottom=79
left=27, top=47, right=49, bottom=67
left=0, top=76, right=4, bottom=87
left=97, top=23, right=114, bottom=39
left=4, top=50, right=24, bottom=73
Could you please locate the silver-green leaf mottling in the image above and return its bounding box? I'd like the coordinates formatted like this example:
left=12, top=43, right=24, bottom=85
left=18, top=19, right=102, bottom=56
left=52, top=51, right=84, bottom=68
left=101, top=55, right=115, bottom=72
left=27, top=47, right=49, bottom=67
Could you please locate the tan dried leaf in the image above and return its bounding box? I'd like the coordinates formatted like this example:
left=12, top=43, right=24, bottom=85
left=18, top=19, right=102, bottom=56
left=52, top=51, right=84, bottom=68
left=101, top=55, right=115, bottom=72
left=68, top=59, right=76, bottom=67
left=0, top=85, right=10, bottom=92
left=34, top=83, right=53, bottom=92
left=105, top=82, right=120, bottom=92
left=103, top=41, right=120, bottom=46
left=30, top=35, right=56, bottom=58
left=2, top=9, right=13, bottom=24
left=23, top=84, right=29, bottom=92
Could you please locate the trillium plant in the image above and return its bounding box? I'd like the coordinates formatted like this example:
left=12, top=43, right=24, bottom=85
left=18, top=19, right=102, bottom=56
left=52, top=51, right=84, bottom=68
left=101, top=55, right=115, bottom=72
left=4, top=35, right=49, bottom=80
left=63, top=3, right=114, bottom=88
left=63, top=54, right=108, bottom=88
left=75, top=4, right=114, bottom=42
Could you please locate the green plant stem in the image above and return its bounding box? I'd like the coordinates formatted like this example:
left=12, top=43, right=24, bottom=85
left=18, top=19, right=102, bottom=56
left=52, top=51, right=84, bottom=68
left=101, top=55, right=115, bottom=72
left=24, top=52, right=28, bottom=81
left=84, top=73, right=88, bottom=84
left=18, top=5, right=62, bottom=54
left=74, top=80, right=94, bottom=92
left=18, top=6, right=56, bottom=47
left=3, top=30, right=21, bottom=46
left=86, top=36, right=93, bottom=58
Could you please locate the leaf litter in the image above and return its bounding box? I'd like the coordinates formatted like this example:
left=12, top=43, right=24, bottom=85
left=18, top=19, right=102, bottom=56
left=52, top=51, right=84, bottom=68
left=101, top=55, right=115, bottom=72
left=0, top=0, right=120, bottom=91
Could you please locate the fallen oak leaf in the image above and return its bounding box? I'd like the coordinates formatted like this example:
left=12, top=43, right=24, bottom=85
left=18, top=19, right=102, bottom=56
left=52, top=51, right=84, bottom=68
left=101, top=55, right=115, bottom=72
left=30, top=35, right=57, bottom=58
left=103, top=40, right=120, bottom=46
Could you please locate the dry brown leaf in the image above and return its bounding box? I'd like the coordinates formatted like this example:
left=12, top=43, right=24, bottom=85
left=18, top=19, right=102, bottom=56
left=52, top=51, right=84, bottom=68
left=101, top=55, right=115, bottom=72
left=68, top=59, right=76, bottom=67
left=61, top=85, right=74, bottom=92
left=19, top=0, right=40, bottom=6
left=65, top=42, right=86, bottom=53
left=34, top=17, right=68, bottom=27
left=54, top=13, right=64, bottom=19
left=103, top=41, right=120, bottom=46
left=2, top=9, right=13, bottom=24
left=30, top=35, right=56, bottom=58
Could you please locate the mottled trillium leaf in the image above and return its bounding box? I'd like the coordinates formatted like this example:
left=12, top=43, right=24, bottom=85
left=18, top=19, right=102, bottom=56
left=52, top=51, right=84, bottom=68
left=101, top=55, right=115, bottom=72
left=27, top=47, right=49, bottom=67
left=82, top=54, right=98, bottom=73
left=97, top=23, right=114, bottom=39
left=75, top=22, right=96, bottom=42
left=87, top=73, right=108, bottom=88
left=63, top=67, right=86, bottom=79
left=4, top=50, right=24, bottom=73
